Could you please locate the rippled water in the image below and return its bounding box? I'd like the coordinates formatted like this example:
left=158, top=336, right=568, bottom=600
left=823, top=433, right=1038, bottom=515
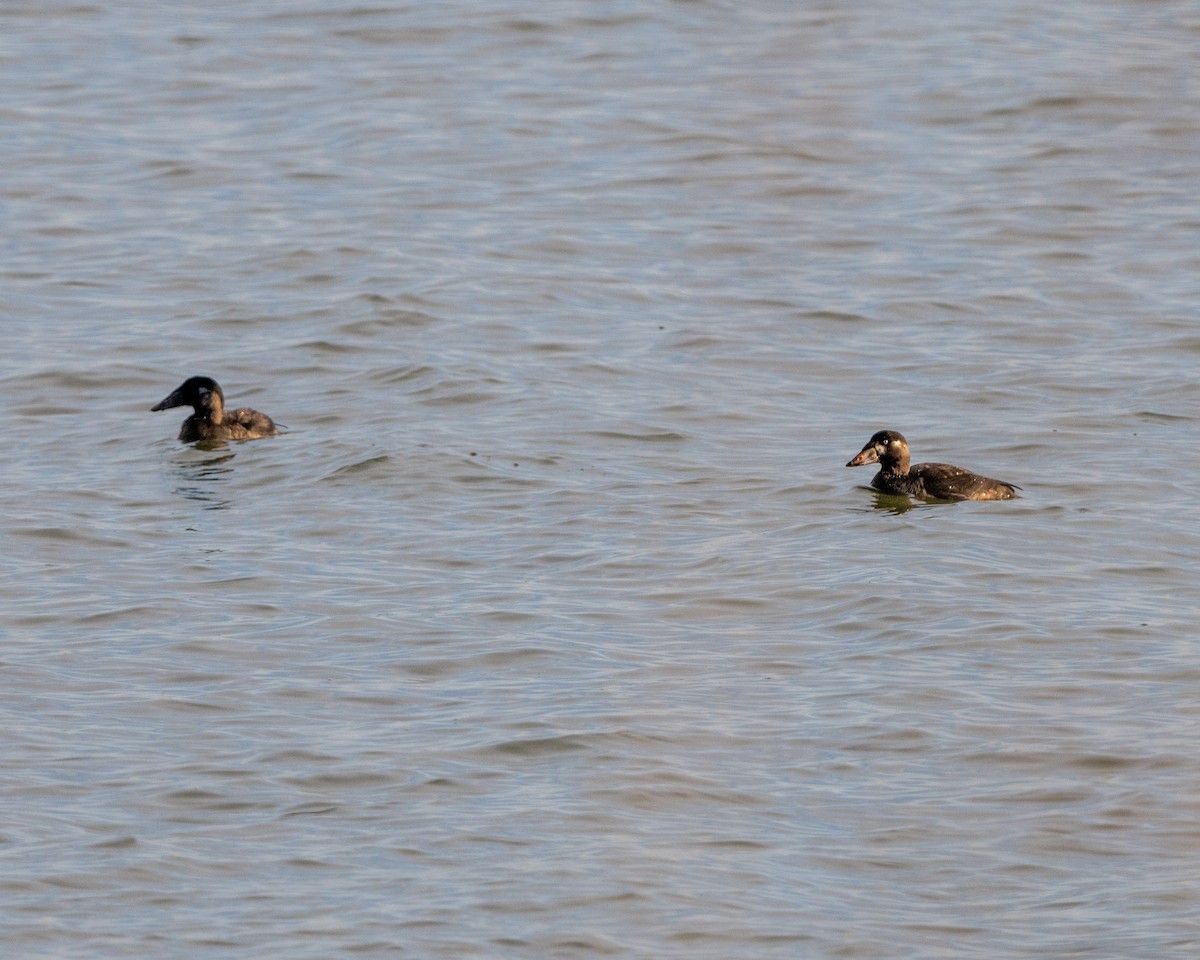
left=3, top=2, right=1199, bottom=958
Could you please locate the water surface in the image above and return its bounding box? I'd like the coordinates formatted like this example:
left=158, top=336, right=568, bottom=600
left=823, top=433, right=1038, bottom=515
left=3, top=2, right=1199, bottom=958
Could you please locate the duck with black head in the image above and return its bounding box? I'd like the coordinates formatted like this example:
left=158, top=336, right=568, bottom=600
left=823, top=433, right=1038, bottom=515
left=151, top=376, right=279, bottom=443
left=846, top=430, right=1019, bottom=501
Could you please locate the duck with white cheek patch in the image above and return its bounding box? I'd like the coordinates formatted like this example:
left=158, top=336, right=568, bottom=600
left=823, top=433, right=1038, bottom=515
left=847, top=430, right=1019, bottom=501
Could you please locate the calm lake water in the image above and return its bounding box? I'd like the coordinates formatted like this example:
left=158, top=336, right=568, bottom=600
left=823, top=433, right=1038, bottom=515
left=3, top=2, right=1199, bottom=958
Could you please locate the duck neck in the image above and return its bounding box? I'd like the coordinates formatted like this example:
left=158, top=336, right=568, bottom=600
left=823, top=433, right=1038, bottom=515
left=199, top=392, right=225, bottom=424
left=879, top=450, right=909, bottom=475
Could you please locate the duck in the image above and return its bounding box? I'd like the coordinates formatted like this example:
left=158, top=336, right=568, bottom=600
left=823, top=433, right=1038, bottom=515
left=151, top=376, right=279, bottom=443
left=846, top=430, right=1019, bottom=501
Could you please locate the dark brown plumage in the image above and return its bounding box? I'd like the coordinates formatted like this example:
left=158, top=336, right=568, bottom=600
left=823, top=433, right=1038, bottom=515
left=151, top=376, right=279, bottom=443
left=846, top=430, right=1019, bottom=501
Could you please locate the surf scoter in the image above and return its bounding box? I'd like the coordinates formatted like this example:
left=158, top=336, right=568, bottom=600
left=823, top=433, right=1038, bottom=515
left=151, top=376, right=279, bottom=443
left=846, top=430, right=1019, bottom=501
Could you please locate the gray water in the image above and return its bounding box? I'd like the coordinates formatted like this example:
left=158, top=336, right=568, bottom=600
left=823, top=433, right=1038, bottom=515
left=3, top=2, right=1199, bottom=958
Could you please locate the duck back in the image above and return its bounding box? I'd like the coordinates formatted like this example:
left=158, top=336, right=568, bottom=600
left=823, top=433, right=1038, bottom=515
left=874, top=462, right=1018, bottom=501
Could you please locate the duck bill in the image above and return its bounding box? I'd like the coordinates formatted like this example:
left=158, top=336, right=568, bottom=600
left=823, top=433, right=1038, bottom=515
left=846, top=446, right=879, bottom=468
left=151, top=388, right=185, bottom=411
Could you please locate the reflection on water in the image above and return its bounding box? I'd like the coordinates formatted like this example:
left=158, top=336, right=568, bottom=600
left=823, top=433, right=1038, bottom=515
left=867, top=489, right=922, bottom=515
left=853, top=489, right=1019, bottom=515
left=169, top=449, right=236, bottom=508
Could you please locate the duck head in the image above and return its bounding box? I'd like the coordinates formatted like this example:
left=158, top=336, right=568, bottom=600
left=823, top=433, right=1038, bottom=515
left=151, top=376, right=225, bottom=419
left=847, top=430, right=908, bottom=469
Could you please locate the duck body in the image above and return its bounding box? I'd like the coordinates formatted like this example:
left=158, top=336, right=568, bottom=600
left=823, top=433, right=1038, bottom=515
left=846, top=430, right=1018, bottom=501
left=152, top=376, right=279, bottom=443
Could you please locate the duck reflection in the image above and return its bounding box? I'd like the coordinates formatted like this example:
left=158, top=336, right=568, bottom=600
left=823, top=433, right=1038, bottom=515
left=169, top=449, right=237, bottom=509
left=867, top=489, right=923, bottom=515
